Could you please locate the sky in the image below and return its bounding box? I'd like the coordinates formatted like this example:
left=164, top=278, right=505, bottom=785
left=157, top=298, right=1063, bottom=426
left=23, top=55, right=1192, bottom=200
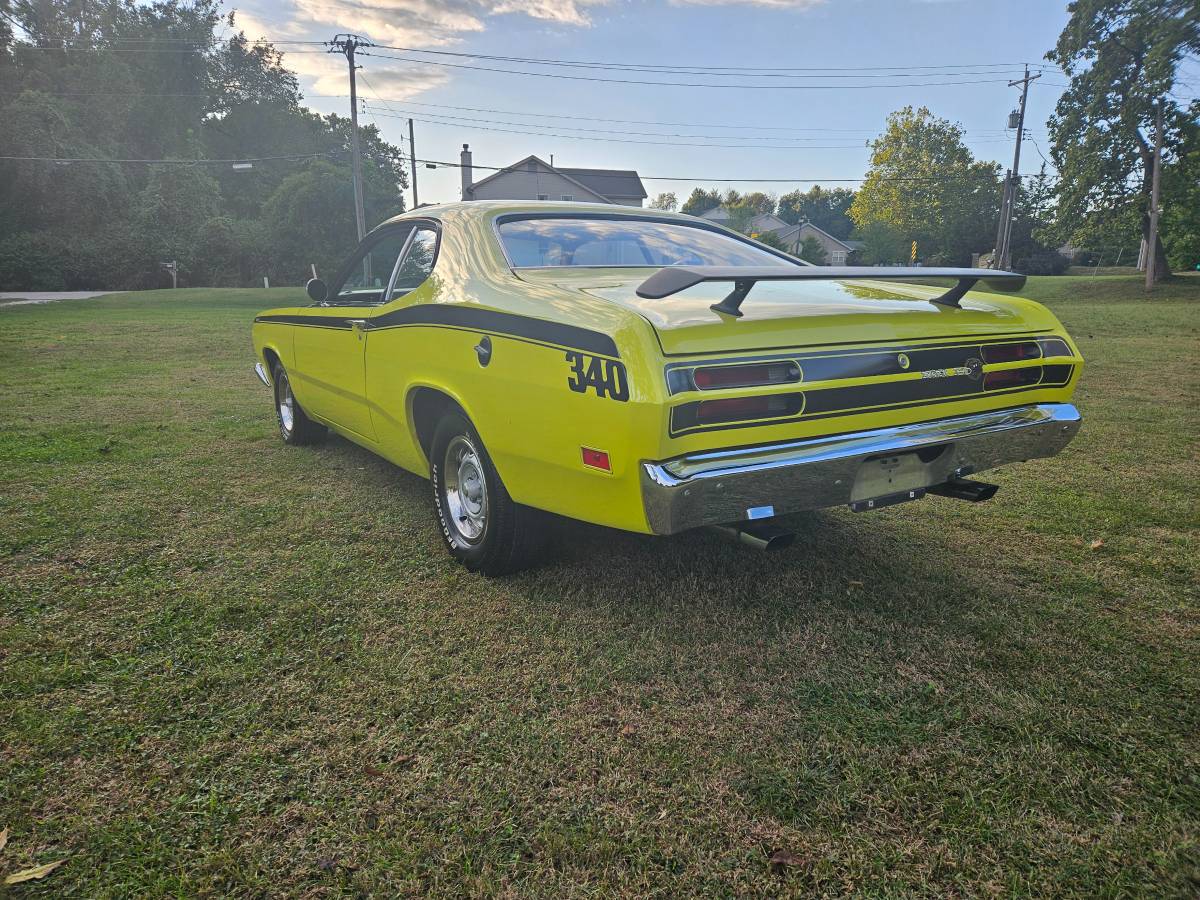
left=229, top=0, right=1075, bottom=208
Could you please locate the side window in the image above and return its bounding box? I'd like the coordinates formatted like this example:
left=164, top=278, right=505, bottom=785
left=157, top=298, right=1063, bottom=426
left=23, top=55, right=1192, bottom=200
left=334, top=227, right=411, bottom=305
left=389, top=227, right=438, bottom=299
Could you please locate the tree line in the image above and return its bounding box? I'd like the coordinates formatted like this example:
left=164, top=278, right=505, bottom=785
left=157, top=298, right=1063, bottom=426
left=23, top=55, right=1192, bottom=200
left=0, top=0, right=1195, bottom=289
left=0, top=0, right=407, bottom=290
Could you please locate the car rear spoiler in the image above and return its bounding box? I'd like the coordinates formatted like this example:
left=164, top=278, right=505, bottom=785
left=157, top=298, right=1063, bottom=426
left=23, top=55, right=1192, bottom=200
left=634, top=266, right=1027, bottom=317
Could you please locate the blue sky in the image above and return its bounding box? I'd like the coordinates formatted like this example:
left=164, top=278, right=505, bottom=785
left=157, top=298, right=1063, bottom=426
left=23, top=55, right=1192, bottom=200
left=231, top=0, right=1073, bottom=208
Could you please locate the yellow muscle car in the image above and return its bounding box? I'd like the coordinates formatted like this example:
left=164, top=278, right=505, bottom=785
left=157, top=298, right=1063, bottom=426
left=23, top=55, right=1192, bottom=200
left=252, top=201, right=1083, bottom=574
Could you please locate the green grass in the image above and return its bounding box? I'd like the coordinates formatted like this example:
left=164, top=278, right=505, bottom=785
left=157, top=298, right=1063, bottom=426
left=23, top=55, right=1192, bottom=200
left=1, top=278, right=1198, bottom=897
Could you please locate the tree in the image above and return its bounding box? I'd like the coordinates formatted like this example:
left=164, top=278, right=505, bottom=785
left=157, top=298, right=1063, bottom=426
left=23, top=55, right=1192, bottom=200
left=0, top=0, right=408, bottom=289
left=648, top=192, right=677, bottom=211
left=797, top=236, right=828, bottom=265
left=753, top=230, right=790, bottom=252
left=849, top=106, right=1000, bottom=265
left=777, top=186, right=856, bottom=238
left=680, top=188, right=722, bottom=217
left=1046, top=0, right=1199, bottom=281
left=727, top=191, right=775, bottom=216
left=853, top=221, right=907, bottom=266
left=1161, top=105, right=1200, bottom=271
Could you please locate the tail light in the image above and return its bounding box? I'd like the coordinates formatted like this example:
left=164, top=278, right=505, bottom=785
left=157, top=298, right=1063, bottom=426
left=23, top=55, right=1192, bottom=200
left=984, top=368, right=1042, bottom=390
left=670, top=392, right=803, bottom=431
left=982, top=341, right=1040, bottom=364
left=692, top=361, right=800, bottom=390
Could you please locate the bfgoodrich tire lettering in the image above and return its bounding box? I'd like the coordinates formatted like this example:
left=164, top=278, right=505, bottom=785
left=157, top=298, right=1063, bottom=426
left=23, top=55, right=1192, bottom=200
left=429, top=410, right=544, bottom=575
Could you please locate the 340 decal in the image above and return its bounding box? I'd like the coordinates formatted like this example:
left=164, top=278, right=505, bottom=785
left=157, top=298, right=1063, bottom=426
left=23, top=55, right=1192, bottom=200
left=566, top=352, right=629, bottom=401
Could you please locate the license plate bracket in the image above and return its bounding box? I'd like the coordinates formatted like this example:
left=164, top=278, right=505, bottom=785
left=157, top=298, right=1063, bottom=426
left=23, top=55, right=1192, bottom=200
left=848, top=487, right=926, bottom=513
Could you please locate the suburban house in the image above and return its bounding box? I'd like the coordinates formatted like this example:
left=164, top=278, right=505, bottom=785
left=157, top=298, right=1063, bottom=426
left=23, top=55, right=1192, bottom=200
left=698, top=207, right=790, bottom=237
left=458, top=146, right=647, bottom=206
left=698, top=205, right=861, bottom=264
left=773, top=222, right=863, bottom=265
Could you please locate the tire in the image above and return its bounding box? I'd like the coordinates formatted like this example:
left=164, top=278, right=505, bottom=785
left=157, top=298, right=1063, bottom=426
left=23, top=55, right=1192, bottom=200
left=429, top=410, right=544, bottom=575
left=271, top=362, right=326, bottom=446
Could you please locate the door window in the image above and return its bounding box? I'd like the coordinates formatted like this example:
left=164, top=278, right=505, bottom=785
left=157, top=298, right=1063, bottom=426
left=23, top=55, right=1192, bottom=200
left=334, top=227, right=411, bottom=305
left=389, top=227, right=438, bottom=299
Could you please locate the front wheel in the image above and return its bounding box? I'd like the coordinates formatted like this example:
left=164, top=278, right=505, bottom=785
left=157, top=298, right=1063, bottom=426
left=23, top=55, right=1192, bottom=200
left=272, top=362, right=326, bottom=445
left=429, top=411, right=544, bottom=575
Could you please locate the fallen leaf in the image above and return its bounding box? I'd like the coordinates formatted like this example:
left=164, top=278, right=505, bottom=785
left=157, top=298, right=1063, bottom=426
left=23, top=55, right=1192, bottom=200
left=768, top=849, right=802, bottom=872
left=362, top=765, right=385, bottom=777
left=0, top=828, right=7, bottom=853
left=5, top=859, right=67, bottom=884
left=848, top=580, right=864, bottom=587
left=394, top=754, right=415, bottom=767
left=619, top=723, right=638, bottom=737
left=1090, top=538, right=1105, bottom=550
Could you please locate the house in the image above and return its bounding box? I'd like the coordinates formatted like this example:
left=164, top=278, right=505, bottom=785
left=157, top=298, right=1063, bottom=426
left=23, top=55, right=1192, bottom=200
left=459, top=146, right=647, bottom=206
left=773, top=222, right=861, bottom=265
left=698, top=206, right=859, bottom=264
left=696, top=207, right=788, bottom=235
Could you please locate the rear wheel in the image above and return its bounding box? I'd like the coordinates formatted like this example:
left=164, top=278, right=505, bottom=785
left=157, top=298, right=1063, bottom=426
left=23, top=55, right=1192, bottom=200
left=429, top=410, right=544, bottom=575
left=271, top=362, right=325, bottom=445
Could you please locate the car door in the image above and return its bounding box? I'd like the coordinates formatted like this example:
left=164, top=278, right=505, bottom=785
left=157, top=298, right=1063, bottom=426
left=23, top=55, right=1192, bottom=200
left=291, top=225, right=414, bottom=440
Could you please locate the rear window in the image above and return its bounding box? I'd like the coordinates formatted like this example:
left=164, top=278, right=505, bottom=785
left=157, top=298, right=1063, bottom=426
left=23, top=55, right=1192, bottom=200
left=497, top=217, right=797, bottom=269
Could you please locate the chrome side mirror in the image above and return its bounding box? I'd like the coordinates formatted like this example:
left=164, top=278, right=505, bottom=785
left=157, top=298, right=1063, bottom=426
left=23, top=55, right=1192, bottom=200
left=305, top=278, right=328, bottom=303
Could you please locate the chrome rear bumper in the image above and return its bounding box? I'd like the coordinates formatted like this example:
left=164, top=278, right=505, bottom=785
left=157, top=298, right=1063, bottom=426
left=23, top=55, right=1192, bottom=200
left=641, top=403, right=1081, bottom=534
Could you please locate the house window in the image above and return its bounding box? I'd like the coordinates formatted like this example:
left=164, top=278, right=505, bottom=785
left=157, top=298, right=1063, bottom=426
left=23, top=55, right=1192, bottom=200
left=561, top=194, right=573, bottom=201
left=831, top=250, right=847, bottom=266
left=536, top=194, right=549, bottom=201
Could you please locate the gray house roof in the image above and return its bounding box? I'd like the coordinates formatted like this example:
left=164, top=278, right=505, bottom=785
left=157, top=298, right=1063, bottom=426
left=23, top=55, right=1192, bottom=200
left=775, top=221, right=856, bottom=251
left=463, top=155, right=646, bottom=203
left=462, top=156, right=607, bottom=202
left=557, top=168, right=647, bottom=201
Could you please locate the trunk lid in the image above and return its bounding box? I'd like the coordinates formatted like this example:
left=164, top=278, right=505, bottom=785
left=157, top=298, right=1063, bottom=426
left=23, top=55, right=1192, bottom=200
left=515, top=268, right=1055, bottom=356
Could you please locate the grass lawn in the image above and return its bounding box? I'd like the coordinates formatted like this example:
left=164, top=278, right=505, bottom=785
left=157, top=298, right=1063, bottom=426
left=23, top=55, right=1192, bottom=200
left=1, top=276, right=1197, bottom=896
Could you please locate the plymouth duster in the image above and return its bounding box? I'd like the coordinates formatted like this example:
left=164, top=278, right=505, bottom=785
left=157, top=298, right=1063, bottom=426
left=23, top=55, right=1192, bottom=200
left=252, top=201, right=1083, bottom=574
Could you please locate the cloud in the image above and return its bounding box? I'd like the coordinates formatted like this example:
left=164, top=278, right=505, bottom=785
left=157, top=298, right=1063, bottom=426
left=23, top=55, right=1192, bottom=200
left=669, top=0, right=825, bottom=7
left=290, top=0, right=484, bottom=46
left=229, top=8, right=307, bottom=40
left=286, top=50, right=450, bottom=100
left=489, top=0, right=612, bottom=27
left=283, top=0, right=613, bottom=47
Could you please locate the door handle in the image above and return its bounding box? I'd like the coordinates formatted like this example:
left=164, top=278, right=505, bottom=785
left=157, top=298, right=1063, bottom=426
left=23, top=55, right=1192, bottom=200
left=346, top=318, right=369, bottom=340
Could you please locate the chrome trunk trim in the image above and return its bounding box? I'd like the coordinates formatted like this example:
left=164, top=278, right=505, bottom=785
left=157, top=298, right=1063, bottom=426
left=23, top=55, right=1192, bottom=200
left=641, top=403, right=1081, bottom=534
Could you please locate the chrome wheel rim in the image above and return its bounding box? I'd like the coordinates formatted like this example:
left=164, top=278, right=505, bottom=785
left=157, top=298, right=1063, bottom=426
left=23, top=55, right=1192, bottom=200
left=443, top=435, right=488, bottom=544
left=277, top=373, right=295, bottom=434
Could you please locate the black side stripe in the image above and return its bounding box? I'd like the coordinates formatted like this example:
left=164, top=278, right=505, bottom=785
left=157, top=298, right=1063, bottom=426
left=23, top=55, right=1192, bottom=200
left=255, top=306, right=619, bottom=358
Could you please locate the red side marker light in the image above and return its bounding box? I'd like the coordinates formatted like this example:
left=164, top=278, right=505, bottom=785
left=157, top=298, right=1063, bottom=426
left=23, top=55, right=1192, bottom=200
left=581, top=447, right=611, bottom=471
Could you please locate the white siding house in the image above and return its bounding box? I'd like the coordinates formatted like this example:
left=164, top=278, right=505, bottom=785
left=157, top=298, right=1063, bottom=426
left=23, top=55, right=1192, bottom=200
left=459, top=147, right=647, bottom=206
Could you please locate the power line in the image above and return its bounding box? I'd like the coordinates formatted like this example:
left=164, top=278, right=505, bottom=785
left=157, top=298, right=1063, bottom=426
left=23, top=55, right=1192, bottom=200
left=360, top=50, right=1025, bottom=90
left=0, top=87, right=1045, bottom=138
left=363, top=103, right=1025, bottom=150
left=408, top=155, right=1051, bottom=184
left=363, top=107, right=872, bottom=150
left=365, top=44, right=1060, bottom=77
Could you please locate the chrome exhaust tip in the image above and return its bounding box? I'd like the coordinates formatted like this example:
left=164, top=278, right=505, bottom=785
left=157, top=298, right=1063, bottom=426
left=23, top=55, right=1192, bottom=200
left=712, top=521, right=796, bottom=552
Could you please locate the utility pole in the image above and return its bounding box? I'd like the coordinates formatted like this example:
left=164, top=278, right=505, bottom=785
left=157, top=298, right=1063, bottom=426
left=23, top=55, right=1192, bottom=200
left=329, top=34, right=370, bottom=241
left=408, top=118, right=419, bottom=209
left=1145, top=99, right=1163, bottom=289
left=994, top=64, right=1041, bottom=270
